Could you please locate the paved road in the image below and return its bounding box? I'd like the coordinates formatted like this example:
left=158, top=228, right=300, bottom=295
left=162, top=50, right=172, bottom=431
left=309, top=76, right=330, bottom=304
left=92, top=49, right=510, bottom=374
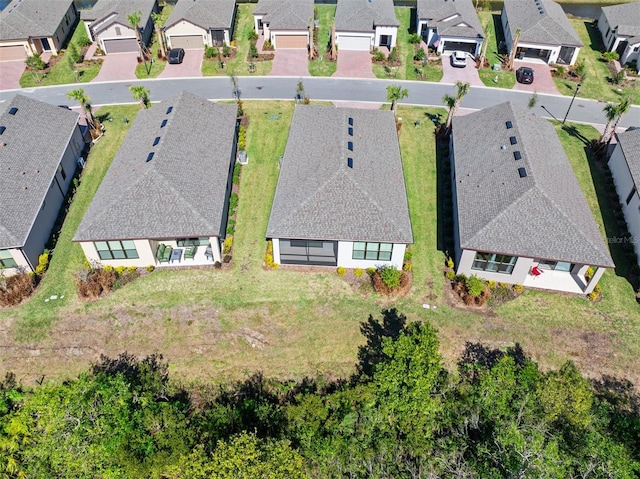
left=1, top=76, right=639, bottom=128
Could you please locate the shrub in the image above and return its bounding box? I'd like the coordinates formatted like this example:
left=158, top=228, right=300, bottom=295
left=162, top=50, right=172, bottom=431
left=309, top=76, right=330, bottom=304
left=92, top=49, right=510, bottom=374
left=408, top=33, right=422, bottom=44
left=229, top=193, right=239, bottom=212
left=214, top=261, right=222, bottom=269
left=204, top=46, right=217, bottom=59
left=366, top=267, right=376, bottom=276
left=264, top=253, right=274, bottom=268
left=587, top=283, right=602, bottom=301
left=574, top=60, right=587, bottom=78
left=248, top=30, right=258, bottom=42
left=446, top=257, right=454, bottom=269
left=0, top=271, right=36, bottom=306
left=263, top=41, right=274, bottom=51
left=146, top=265, right=155, bottom=272
left=513, top=284, right=525, bottom=293
left=233, top=163, right=241, bottom=185
left=34, top=253, right=49, bottom=276
left=337, top=266, right=346, bottom=276
left=403, top=262, right=413, bottom=272
left=25, top=53, right=46, bottom=71
left=372, top=49, right=385, bottom=62
left=226, top=219, right=236, bottom=236
left=222, top=44, right=232, bottom=57
left=388, top=47, right=399, bottom=64
left=602, top=51, right=619, bottom=62
left=466, top=275, right=486, bottom=297
left=238, top=126, right=247, bottom=151
left=354, top=268, right=364, bottom=277
left=223, top=236, right=233, bottom=254
left=555, top=65, right=566, bottom=77
left=414, top=48, right=426, bottom=62
left=611, top=70, right=625, bottom=85
left=67, top=43, right=81, bottom=64
left=379, top=265, right=402, bottom=289
left=404, top=251, right=412, bottom=262
left=249, top=44, right=258, bottom=59
left=445, top=270, right=456, bottom=281
left=127, top=266, right=137, bottom=273
left=103, top=265, right=114, bottom=272
left=115, top=266, right=126, bottom=275
left=585, top=266, right=595, bottom=282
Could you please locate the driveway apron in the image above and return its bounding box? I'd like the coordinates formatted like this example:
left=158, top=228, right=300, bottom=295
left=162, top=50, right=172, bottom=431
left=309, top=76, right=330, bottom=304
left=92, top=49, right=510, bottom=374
left=158, top=48, right=204, bottom=78
left=268, top=49, right=309, bottom=76
left=0, top=60, right=25, bottom=90
left=441, top=54, right=483, bottom=87
left=333, top=50, right=375, bottom=78
left=91, top=52, right=138, bottom=82
left=512, top=61, right=559, bottom=95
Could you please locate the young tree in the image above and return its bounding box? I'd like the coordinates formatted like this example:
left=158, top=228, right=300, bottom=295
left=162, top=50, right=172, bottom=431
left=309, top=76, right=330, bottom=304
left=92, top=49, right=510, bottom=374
left=506, top=28, right=521, bottom=70
left=330, top=22, right=337, bottom=61
left=443, top=81, right=471, bottom=132
left=151, top=12, right=168, bottom=59
left=127, top=10, right=144, bottom=61
left=130, top=85, right=151, bottom=109
left=66, top=88, right=96, bottom=131
left=386, top=84, right=409, bottom=112
left=478, top=24, right=490, bottom=68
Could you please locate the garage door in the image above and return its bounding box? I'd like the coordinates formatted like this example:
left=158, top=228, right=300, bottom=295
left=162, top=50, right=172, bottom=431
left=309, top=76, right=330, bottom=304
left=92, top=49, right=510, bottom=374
left=274, top=35, right=307, bottom=49
left=442, top=41, right=478, bottom=55
left=279, top=239, right=337, bottom=266
left=337, top=35, right=371, bottom=51
left=169, top=35, right=203, bottom=49
left=0, top=45, right=27, bottom=61
left=103, top=38, right=138, bottom=54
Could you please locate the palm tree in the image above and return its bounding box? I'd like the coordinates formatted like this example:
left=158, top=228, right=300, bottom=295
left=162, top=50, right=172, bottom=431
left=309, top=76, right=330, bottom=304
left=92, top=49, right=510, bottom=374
left=67, top=88, right=96, bottom=132
left=443, top=81, right=471, bottom=133
left=151, top=12, right=167, bottom=60
left=600, top=97, right=632, bottom=145
left=127, top=10, right=144, bottom=61
left=130, top=85, right=151, bottom=109
left=386, top=85, right=409, bottom=112
left=506, top=28, right=520, bottom=70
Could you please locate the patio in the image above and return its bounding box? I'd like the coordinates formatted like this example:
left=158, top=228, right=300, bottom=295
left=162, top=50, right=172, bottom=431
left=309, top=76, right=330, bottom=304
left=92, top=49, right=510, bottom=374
left=522, top=268, right=589, bottom=294
left=155, top=242, right=218, bottom=267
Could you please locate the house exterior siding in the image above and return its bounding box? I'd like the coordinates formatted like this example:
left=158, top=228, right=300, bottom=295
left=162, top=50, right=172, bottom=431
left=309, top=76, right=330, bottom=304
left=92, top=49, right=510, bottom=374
left=598, top=9, right=640, bottom=73
left=166, top=20, right=232, bottom=48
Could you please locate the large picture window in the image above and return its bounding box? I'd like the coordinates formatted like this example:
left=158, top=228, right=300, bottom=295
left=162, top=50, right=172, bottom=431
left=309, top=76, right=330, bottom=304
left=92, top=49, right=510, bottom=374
left=472, top=252, right=516, bottom=274
left=538, top=260, right=573, bottom=272
left=0, top=250, right=17, bottom=269
left=353, top=242, right=393, bottom=261
left=94, top=240, right=139, bottom=260
left=176, top=237, right=209, bottom=247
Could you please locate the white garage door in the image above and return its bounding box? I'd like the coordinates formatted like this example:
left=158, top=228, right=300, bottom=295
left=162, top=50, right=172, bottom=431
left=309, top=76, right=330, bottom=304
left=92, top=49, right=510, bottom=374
left=0, top=45, right=27, bottom=61
left=103, top=38, right=138, bottom=54
left=337, top=35, right=371, bottom=51
left=169, top=35, right=203, bottom=49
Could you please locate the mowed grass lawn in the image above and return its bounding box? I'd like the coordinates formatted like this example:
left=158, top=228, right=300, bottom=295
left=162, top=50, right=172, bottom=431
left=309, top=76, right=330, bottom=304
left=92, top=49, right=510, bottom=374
left=308, top=5, right=337, bottom=77
left=1, top=102, right=638, bottom=387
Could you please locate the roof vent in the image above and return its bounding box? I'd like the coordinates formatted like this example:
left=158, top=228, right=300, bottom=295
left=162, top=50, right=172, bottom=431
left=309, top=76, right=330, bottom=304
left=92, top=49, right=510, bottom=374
left=510, top=136, right=518, bottom=145
left=518, top=167, right=527, bottom=178
left=8, top=107, right=18, bottom=115
left=347, top=157, right=353, bottom=168
left=506, top=121, right=513, bottom=129
left=501, top=144, right=507, bottom=150
left=153, top=136, right=160, bottom=146
left=146, top=152, right=155, bottom=162
left=0, top=126, right=5, bottom=135
left=166, top=106, right=173, bottom=114
left=348, top=117, right=353, bottom=126
left=513, top=151, right=522, bottom=160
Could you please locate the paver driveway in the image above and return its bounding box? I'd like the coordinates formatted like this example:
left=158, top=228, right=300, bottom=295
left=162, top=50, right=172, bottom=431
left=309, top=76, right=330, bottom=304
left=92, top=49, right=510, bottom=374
left=91, top=52, right=138, bottom=82
left=334, top=50, right=374, bottom=78
left=158, top=49, right=203, bottom=78
left=512, top=61, right=559, bottom=95
left=441, top=53, right=483, bottom=86
left=0, top=60, right=25, bottom=90
left=269, top=49, right=308, bottom=76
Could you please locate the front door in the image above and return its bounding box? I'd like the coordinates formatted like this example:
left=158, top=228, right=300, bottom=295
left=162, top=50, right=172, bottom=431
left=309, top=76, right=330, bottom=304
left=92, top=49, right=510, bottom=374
left=558, top=46, right=575, bottom=64
left=379, top=35, right=391, bottom=47
left=616, top=40, right=628, bottom=57
left=41, top=38, right=51, bottom=51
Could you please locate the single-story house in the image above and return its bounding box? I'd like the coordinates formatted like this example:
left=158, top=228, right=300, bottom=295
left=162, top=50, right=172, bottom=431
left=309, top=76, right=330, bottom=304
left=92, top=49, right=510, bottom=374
left=266, top=105, right=413, bottom=269
left=501, top=0, right=582, bottom=66
left=450, top=102, right=614, bottom=294
left=334, top=0, right=399, bottom=52
left=164, top=0, right=237, bottom=49
left=416, top=0, right=484, bottom=56
left=253, top=0, right=313, bottom=49
left=81, top=0, right=157, bottom=55
left=0, top=95, right=86, bottom=276
left=598, top=3, right=640, bottom=73
left=608, top=128, right=640, bottom=266
left=73, top=91, right=238, bottom=268
left=0, top=0, right=77, bottom=61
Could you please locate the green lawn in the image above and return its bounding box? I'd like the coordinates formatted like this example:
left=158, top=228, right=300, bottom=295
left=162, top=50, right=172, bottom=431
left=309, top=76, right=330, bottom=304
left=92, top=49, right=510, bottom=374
left=20, top=22, right=101, bottom=88
left=202, top=4, right=272, bottom=77
left=135, top=4, right=173, bottom=79
left=308, top=5, right=337, bottom=77
left=1, top=102, right=639, bottom=387
left=477, top=12, right=516, bottom=89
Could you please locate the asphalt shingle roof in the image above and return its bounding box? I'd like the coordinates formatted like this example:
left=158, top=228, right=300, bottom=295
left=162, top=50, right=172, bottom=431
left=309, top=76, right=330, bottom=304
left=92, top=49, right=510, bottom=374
left=417, top=0, right=484, bottom=39
left=601, top=2, right=640, bottom=44
left=335, top=0, right=399, bottom=32
left=81, top=0, right=156, bottom=29
left=452, top=102, right=614, bottom=268
left=502, top=0, right=582, bottom=47
left=73, top=92, right=237, bottom=242
left=615, top=128, right=640, bottom=190
left=165, top=0, right=236, bottom=31
left=266, top=105, right=413, bottom=244
left=0, top=0, right=73, bottom=40
left=0, top=95, right=80, bottom=249
left=254, top=0, right=314, bottom=31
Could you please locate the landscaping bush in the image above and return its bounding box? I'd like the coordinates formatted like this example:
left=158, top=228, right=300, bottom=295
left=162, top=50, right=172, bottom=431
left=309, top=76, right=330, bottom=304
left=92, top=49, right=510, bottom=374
left=146, top=265, right=155, bottom=273
left=233, top=163, right=241, bottom=185
left=229, top=193, right=239, bottom=212
left=337, top=266, right=346, bottom=276
left=466, top=275, right=486, bottom=297
left=0, top=271, right=36, bottom=307
left=263, top=41, right=274, bottom=51
left=238, top=126, right=247, bottom=151
left=223, top=236, right=233, bottom=254
left=248, top=30, right=258, bottom=42
left=451, top=274, right=491, bottom=306
left=354, top=268, right=364, bottom=277
left=226, top=219, right=236, bottom=236
left=204, top=46, right=217, bottom=59
left=372, top=266, right=409, bottom=296
left=249, top=44, right=258, bottom=59
left=25, top=53, right=46, bottom=71
left=408, top=34, right=422, bottom=45
left=222, top=44, right=232, bottom=57
left=67, top=43, right=81, bottom=64
left=414, top=48, right=426, bottom=62
left=372, top=49, right=385, bottom=62
left=379, top=265, right=402, bottom=289
left=445, top=270, right=456, bottom=281
left=388, top=47, right=400, bottom=65
left=34, top=252, right=50, bottom=276
left=512, top=284, right=525, bottom=294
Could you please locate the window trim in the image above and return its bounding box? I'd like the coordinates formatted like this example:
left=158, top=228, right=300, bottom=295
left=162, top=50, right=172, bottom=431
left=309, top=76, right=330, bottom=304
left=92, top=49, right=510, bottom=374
left=0, top=250, right=18, bottom=269
left=471, top=252, right=516, bottom=274
left=94, top=240, right=139, bottom=260
left=352, top=242, right=393, bottom=261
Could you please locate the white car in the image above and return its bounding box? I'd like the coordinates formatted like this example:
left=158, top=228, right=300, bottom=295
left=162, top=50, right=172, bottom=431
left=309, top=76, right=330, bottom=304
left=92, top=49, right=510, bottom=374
left=450, top=51, right=467, bottom=68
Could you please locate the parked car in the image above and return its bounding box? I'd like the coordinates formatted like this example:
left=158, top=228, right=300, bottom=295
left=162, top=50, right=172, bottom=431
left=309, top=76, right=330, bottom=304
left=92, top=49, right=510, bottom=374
left=516, top=66, right=534, bottom=84
left=168, top=48, right=185, bottom=65
left=450, top=50, right=467, bottom=68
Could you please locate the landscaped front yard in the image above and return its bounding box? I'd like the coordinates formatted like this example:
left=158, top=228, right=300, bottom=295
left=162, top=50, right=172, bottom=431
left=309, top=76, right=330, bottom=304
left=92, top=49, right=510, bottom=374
left=308, top=4, right=337, bottom=77
left=1, top=101, right=638, bottom=389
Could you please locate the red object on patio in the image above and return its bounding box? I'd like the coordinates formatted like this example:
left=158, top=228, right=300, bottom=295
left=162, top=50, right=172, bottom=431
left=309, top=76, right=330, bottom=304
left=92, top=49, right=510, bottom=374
left=531, top=266, right=543, bottom=277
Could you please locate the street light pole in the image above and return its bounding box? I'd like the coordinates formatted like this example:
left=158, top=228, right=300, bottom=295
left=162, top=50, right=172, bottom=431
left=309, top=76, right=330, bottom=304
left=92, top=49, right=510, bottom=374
left=562, top=82, right=582, bottom=124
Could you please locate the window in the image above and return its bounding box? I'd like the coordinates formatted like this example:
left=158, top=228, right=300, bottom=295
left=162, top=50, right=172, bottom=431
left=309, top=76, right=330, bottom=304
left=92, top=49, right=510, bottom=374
left=94, top=240, right=139, bottom=260
left=176, top=237, right=209, bottom=247
left=291, top=239, right=323, bottom=248
left=57, top=164, right=66, bottom=181
left=538, top=260, right=573, bottom=272
left=634, top=45, right=640, bottom=53
left=472, top=252, right=516, bottom=274
left=626, top=186, right=637, bottom=205
left=0, top=250, right=17, bottom=269
left=352, top=242, right=393, bottom=261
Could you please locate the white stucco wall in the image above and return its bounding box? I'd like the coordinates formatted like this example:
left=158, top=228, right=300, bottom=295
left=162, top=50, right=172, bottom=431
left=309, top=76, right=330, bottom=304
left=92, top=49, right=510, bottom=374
left=337, top=241, right=406, bottom=270
left=609, top=144, right=640, bottom=265
left=374, top=25, right=398, bottom=48
left=0, top=249, right=31, bottom=276
left=598, top=10, right=615, bottom=50
left=166, top=20, right=206, bottom=41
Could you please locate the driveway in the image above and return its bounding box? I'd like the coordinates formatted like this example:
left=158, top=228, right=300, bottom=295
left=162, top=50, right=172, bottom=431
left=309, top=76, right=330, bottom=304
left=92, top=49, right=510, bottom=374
left=158, top=49, right=203, bottom=79
left=268, top=49, right=308, bottom=77
left=0, top=60, right=25, bottom=90
left=512, top=61, right=559, bottom=95
left=334, top=50, right=375, bottom=78
left=441, top=53, right=483, bottom=87
left=91, top=52, right=138, bottom=82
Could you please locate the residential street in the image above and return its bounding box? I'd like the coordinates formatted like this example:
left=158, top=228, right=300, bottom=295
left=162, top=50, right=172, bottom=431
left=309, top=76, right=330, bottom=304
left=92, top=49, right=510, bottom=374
left=1, top=76, right=638, bottom=128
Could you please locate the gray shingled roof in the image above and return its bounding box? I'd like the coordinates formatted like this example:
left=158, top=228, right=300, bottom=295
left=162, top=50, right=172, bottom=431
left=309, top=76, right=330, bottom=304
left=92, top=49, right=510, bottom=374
left=165, top=0, right=236, bottom=31
left=417, top=0, right=484, bottom=40
left=615, top=128, right=640, bottom=191
left=0, top=95, right=80, bottom=249
left=81, top=0, right=156, bottom=29
left=601, top=2, right=640, bottom=43
left=502, top=0, right=582, bottom=47
left=452, top=102, right=614, bottom=268
left=73, top=92, right=237, bottom=242
left=266, top=106, right=413, bottom=244
left=335, top=0, right=399, bottom=33
left=254, top=0, right=314, bottom=31
left=0, top=0, right=73, bottom=40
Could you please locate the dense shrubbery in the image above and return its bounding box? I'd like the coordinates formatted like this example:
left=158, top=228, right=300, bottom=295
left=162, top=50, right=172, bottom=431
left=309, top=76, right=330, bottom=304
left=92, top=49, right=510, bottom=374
left=0, top=271, right=36, bottom=306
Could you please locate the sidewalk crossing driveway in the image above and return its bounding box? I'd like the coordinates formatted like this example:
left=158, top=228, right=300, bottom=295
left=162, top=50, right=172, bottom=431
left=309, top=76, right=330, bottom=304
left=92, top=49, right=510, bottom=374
left=512, top=61, right=559, bottom=95
left=334, top=50, right=374, bottom=78
left=91, top=53, right=138, bottom=82
left=268, top=49, right=308, bottom=76
left=441, top=54, right=483, bottom=87
left=0, top=60, right=25, bottom=90
left=158, top=49, right=203, bottom=78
